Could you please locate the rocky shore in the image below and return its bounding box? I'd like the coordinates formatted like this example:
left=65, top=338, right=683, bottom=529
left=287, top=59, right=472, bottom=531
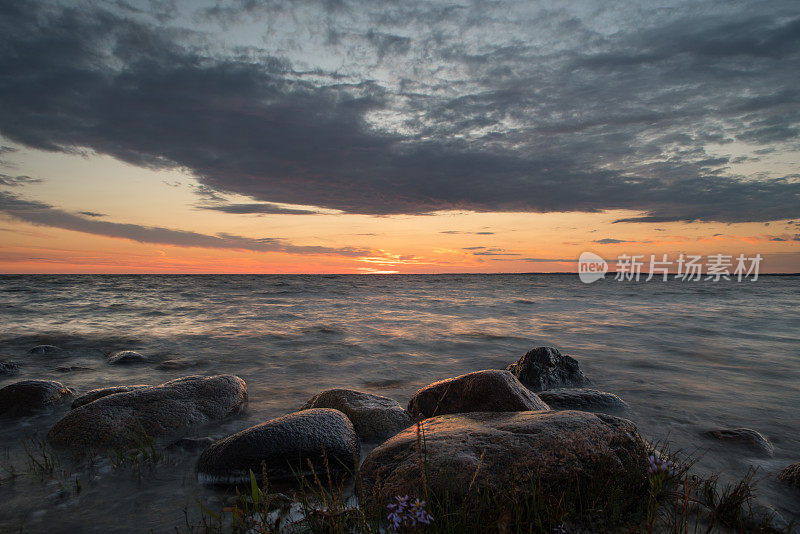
left=0, top=345, right=795, bottom=532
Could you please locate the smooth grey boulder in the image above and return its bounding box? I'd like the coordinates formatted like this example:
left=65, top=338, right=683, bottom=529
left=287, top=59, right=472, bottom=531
left=107, top=350, right=148, bottom=365
left=407, top=369, right=549, bottom=420
left=48, top=375, right=247, bottom=451
left=71, top=385, right=151, bottom=409
left=0, top=360, right=19, bottom=376
left=28, top=345, right=64, bottom=356
left=777, top=462, right=800, bottom=488
left=538, top=388, right=628, bottom=414
left=703, top=428, right=774, bottom=457
left=506, top=346, right=589, bottom=391
left=0, top=380, right=74, bottom=418
left=359, top=410, right=649, bottom=513
left=300, top=389, right=411, bottom=442
left=197, top=408, right=360, bottom=485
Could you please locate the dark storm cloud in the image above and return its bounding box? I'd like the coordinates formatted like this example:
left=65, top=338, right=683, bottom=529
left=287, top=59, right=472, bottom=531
left=0, top=192, right=368, bottom=256
left=0, top=1, right=799, bottom=222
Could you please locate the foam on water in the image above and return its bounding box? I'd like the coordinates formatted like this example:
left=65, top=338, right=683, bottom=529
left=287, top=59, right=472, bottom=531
left=0, top=273, right=798, bottom=531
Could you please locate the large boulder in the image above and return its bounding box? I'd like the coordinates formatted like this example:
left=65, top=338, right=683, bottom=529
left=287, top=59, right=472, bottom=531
left=197, top=408, right=360, bottom=485
left=107, top=350, right=148, bottom=365
left=48, top=375, right=247, bottom=451
left=0, top=380, right=74, bottom=417
left=359, top=410, right=649, bottom=515
left=28, top=345, right=64, bottom=356
left=300, top=389, right=411, bottom=442
left=71, top=385, right=151, bottom=409
left=778, top=462, right=800, bottom=488
left=407, top=370, right=549, bottom=420
left=702, top=428, right=774, bottom=457
left=506, top=346, right=589, bottom=391
left=538, top=388, right=628, bottom=414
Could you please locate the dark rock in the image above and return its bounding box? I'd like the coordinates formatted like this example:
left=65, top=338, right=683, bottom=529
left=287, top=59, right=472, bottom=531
left=0, top=360, right=19, bottom=376
left=300, top=389, right=411, bottom=442
left=407, top=369, right=549, bottom=420
left=156, top=359, right=197, bottom=370
left=167, top=436, right=215, bottom=452
left=107, top=350, right=148, bottom=365
left=359, top=410, right=649, bottom=514
left=777, top=462, right=800, bottom=488
left=28, top=345, right=64, bottom=356
left=0, top=380, right=74, bottom=418
left=538, top=388, right=628, bottom=414
left=506, top=346, right=589, bottom=391
left=48, top=375, right=247, bottom=451
left=197, top=408, right=360, bottom=485
left=702, top=428, right=774, bottom=457
left=71, top=385, right=151, bottom=409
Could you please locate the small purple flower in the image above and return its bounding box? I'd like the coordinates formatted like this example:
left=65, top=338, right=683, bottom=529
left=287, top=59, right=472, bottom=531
left=387, top=494, right=432, bottom=531
left=647, top=454, right=674, bottom=475
left=553, top=524, right=569, bottom=534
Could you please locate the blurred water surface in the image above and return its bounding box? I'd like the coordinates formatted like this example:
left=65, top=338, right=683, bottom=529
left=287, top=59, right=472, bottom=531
left=0, top=274, right=798, bottom=531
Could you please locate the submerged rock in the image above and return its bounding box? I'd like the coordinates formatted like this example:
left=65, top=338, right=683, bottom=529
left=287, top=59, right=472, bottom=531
left=538, top=388, right=628, bottom=414
left=48, top=375, right=247, bottom=451
left=107, top=350, right=148, bottom=365
left=300, top=389, right=411, bottom=442
left=0, top=360, right=19, bottom=376
left=197, top=408, right=360, bottom=485
left=0, top=380, right=74, bottom=418
left=702, top=428, right=774, bottom=457
left=506, top=346, right=589, bottom=391
left=359, top=410, right=649, bottom=514
left=28, top=345, right=64, bottom=356
left=71, top=385, right=151, bottom=409
left=777, top=462, right=800, bottom=488
left=407, top=369, right=549, bottom=420
left=167, top=436, right=215, bottom=452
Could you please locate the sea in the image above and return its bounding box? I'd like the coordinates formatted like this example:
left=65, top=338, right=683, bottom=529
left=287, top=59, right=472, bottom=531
left=0, top=274, right=798, bottom=532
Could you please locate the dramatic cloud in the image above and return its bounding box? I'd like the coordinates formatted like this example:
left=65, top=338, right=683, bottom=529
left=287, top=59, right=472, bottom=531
left=0, top=192, right=368, bottom=257
left=198, top=203, right=319, bottom=215
left=0, top=1, right=798, bottom=222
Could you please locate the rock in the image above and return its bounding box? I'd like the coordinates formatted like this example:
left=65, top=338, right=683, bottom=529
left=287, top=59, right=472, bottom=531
left=197, top=408, right=360, bottom=485
left=71, top=385, right=151, bottom=409
left=107, top=350, right=148, bottom=364
left=28, top=345, right=64, bottom=356
left=407, top=369, right=549, bottom=420
left=0, top=360, right=19, bottom=376
left=538, top=388, right=628, bottom=414
left=167, top=436, right=215, bottom=452
left=359, top=410, right=649, bottom=514
left=300, top=389, right=411, bottom=442
left=746, top=501, right=789, bottom=532
left=777, top=462, right=800, bottom=488
left=48, top=375, right=247, bottom=451
left=702, top=428, right=774, bottom=457
left=506, top=346, right=589, bottom=391
left=0, top=380, right=74, bottom=417
left=156, top=359, right=197, bottom=370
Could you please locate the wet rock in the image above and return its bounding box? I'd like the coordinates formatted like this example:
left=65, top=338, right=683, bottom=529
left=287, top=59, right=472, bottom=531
left=197, top=408, right=360, bottom=485
left=300, top=389, right=411, bottom=442
left=702, top=428, right=774, bottom=457
left=107, top=350, right=148, bottom=365
left=407, top=369, right=549, bottom=420
left=0, top=360, right=19, bottom=376
left=777, top=462, right=800, bottom=488
left=28, top=345, right=64, bottom=356
left=747, top=501, right=789, bottom=532
left=167, top=436, right=215, bottom=452
left=71, top=385, right=151, bottom=409
left=506, top=346, right=589, bottom=391
left=48, top=375, right=247, bottom=451
left=156, top=359, right=197, bottom=370
left=359, top=410, right=649, bottom=514
left=538, top=388, right=628, bottom=414
left=0, top=380, right=74, bottom=418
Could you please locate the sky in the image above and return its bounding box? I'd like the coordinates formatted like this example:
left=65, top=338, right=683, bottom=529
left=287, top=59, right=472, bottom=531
left=0, top=0, right=798, bottom=274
